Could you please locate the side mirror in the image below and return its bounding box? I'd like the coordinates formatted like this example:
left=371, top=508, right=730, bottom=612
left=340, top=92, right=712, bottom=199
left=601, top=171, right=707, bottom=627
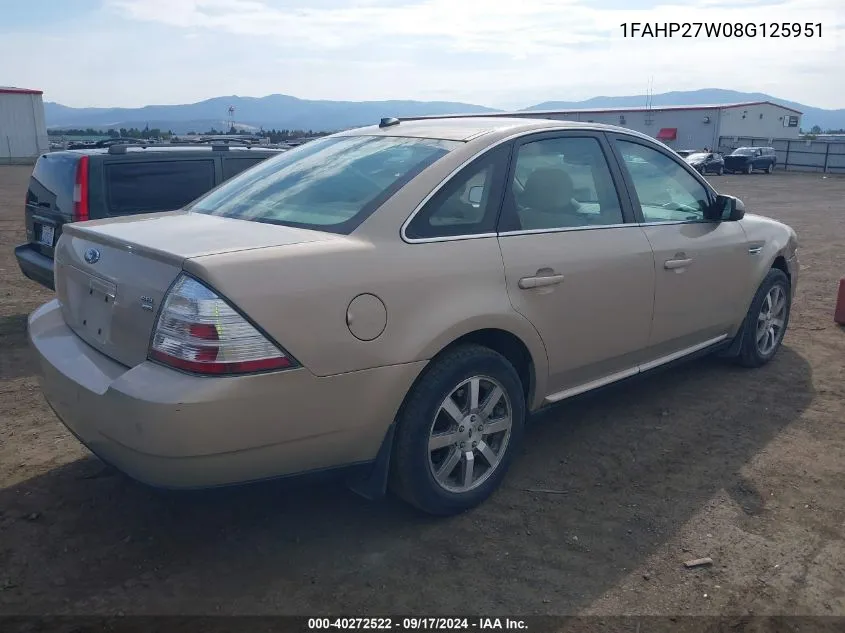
left=710, top=194, right=745, bottom=221
left=467, top=185, right=484, bottom=206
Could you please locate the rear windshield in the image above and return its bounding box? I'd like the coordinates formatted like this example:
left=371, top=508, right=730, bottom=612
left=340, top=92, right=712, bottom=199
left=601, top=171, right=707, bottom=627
left=28, top=153, right=79, bottom=213
left=686, top=153, right=709, bottom=161
left=189, top=135, right=461, bottom=233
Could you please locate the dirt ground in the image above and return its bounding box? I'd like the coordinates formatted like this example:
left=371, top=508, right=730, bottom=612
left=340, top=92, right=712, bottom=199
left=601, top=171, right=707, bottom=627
left=0, top=165, right=843, bottom=618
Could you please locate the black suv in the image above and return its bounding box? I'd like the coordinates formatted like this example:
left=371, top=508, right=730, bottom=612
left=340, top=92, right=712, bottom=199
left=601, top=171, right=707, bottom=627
left=723, top=146, right=777, bottom=174
left=15, top=144, right=285, bottom=289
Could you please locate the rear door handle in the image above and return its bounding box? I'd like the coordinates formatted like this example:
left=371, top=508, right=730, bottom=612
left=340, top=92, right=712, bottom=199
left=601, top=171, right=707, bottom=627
left=518, top=273, right=565, bottom=289
left=664, top=258, right=693, bottom=270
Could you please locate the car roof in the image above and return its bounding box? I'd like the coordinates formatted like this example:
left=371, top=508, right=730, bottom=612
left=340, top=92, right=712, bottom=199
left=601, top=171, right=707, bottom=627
left=335, top=116, right=656, bottom=143
left=56, top=145, right=286, bottom=157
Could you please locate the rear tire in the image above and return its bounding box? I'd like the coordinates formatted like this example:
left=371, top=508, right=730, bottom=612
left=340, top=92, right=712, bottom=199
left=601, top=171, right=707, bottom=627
left=746, top=163, right=754, bottom=174
left=717, top=166, right=724, bottom=175
left=766, top=163, right=775, bottom=174
left=734, top=269, right=791, bottom=368
left=390, top=344, right=525, bottom=516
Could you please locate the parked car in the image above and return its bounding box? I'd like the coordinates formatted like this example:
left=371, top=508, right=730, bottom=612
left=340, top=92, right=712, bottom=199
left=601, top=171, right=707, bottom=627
left=675, top=149, right=696, bottom=158
left=15, top=144, right=285, bottom=290
left=685, top=152, right=725, bottom=175
left=28, top=117, right=798, bottom=516
left=724, top=147, right=777, bottom=174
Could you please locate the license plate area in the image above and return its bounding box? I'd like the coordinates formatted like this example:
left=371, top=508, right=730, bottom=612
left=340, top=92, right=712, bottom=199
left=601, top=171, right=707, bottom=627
left=37, top=223, right=55, bottom=247
left=65, top=270, right=117, bottom=346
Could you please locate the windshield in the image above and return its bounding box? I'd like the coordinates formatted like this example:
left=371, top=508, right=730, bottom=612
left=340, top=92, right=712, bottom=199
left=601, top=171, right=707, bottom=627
left=731, top=148, right=755, bottom=156
left=686, top=153, right=709, bottom=161
left=189, top=135, right=461, bottom=233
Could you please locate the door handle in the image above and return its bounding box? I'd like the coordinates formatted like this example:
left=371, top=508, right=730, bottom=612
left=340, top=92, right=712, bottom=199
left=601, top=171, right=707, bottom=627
left=518, top=273, right=565, bottom=289
left=664, top=258, right=692, bottom=270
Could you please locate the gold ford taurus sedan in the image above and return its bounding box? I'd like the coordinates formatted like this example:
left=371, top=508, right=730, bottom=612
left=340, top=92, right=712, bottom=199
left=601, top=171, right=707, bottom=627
left=28, top=117, right=798, bottom=515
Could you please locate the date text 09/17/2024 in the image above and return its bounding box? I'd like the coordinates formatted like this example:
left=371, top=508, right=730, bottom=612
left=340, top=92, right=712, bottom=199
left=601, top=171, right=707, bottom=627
left=619, top=22, right=823, bottom=38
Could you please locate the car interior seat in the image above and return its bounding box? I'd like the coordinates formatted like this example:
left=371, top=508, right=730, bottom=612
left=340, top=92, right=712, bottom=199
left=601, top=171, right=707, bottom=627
left=518, top=168, right=583, bottom=230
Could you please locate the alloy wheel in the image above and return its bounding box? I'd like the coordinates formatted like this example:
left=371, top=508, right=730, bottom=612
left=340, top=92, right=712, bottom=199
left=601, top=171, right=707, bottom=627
left=756, top=284, right=787, bottom=356
left=427, top=375, right=513, bottom=494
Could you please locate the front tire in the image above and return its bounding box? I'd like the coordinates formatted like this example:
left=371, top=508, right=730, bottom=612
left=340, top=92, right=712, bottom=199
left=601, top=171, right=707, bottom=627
left=746, top=163, right=754, bottom=174
left=717, top=166, right=724, bottom=175
left=390, top=344, right=526, bottom=515
left=766, top=163, right=775, bottom=174
left=734, top=269, right=791, bottom=368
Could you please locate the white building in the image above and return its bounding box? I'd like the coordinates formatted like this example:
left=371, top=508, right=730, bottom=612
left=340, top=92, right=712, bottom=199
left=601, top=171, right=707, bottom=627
left=0, top=86, right=49, bottom=164
left=408, top=101, right=803, bottom=151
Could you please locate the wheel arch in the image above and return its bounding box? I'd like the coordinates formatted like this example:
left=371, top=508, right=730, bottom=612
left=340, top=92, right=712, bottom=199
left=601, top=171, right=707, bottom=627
left=770, top=254, right=791, bottom=284
left=413, top=316, right=549, bottom=413
left=723, top=251, right=793, bottom=360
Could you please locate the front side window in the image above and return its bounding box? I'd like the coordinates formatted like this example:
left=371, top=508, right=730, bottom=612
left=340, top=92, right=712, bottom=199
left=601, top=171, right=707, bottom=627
left=191, top=135, right=461, bottom=234
left=617, top=140, right=711, bottom=223
left=502, top=136, right=624, bottom=231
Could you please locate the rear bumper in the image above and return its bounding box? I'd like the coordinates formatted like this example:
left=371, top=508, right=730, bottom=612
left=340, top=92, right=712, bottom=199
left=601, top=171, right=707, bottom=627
left=15, top=243, right=55, bottom=290
left=28, top=299, right=425, bottom=489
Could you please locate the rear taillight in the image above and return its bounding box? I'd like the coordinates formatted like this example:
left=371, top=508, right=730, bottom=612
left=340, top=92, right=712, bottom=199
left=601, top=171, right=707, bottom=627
left=72, top=155, right=89, bottom=221
left=149, top=275, right=295, bottom=375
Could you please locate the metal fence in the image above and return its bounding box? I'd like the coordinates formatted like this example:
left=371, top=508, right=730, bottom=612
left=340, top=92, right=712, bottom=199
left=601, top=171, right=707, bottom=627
left=717, top=136, right=845, bottom=173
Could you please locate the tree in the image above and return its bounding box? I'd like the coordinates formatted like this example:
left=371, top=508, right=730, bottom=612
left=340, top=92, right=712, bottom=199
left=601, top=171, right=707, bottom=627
left=810, top=125, right=822, bottom=134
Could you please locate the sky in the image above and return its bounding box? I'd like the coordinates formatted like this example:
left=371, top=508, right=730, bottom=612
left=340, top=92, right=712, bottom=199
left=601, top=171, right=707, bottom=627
left=1, top=0, right=843, bottom=110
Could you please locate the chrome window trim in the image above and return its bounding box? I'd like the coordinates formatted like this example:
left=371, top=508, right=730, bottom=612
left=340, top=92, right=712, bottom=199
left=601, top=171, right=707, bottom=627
left=497, top=218, right=721, bottom=238
left=637, top=219, right=713, bottom=227
left=544, top=334, right=728, bottom=404
left=498, top=223, right=631, bottom=237
left=406, top=218, right=721, bottom=241
left=405, top=232, right=499, bottom=243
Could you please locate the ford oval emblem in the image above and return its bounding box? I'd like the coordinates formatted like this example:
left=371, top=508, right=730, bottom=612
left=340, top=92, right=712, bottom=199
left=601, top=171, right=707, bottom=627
left=84, top=248, right=101, bottom=264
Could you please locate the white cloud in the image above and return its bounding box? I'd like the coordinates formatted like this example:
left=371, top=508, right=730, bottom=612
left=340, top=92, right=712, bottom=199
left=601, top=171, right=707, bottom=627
left=1, top=0, right=842, bottom=109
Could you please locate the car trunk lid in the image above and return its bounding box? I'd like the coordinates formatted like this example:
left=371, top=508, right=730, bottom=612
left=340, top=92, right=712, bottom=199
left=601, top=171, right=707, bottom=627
left=55, top=211, right=336, bottom=367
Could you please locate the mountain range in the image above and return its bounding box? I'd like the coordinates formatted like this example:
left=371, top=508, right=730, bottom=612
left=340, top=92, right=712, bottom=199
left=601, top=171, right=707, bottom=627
left=45, top=89, right=844, bottom=134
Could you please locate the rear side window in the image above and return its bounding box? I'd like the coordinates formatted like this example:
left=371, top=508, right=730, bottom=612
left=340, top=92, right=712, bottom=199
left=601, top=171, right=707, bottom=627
left=28, top=153, right=79, bottom=213
left=105, top=160, right=215, bottom=214
left=405, top=144, right=511, bottom=240
left=222, top=156, right=267, bottom=180
left=190, top=135, right=461, bottom=234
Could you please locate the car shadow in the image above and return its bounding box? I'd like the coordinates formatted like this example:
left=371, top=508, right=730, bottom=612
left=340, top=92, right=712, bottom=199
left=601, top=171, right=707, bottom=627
left=0, top=313, right=38, bottom=381
left=0, top=346, right=813, bottom=616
